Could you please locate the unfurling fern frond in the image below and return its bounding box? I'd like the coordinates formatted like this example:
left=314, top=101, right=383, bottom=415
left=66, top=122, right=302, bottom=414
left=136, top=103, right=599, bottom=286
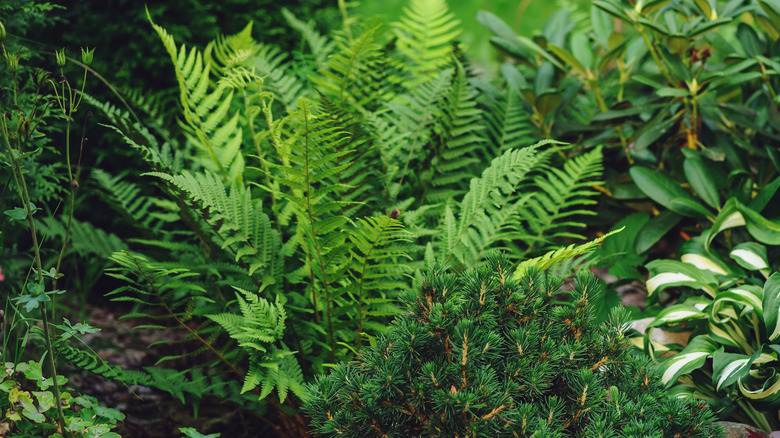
left=148, top=9, right=245, bottom=183
left=392, top=0, right=461, bottom=85
left=148, top=170, right=282, bottom=280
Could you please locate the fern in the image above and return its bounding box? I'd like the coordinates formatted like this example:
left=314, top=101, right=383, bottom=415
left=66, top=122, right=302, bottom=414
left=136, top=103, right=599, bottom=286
left=148, top=170, right=282, bottom=280
left=513, top=227, right=624, bottom=279
left=207, top=288, right=305, bottom=402
left=518, top=145, right=604, bottom=255
left=148, top=9, right=245, bottom=183
left=392, top=0, right=461, bottom=85
left=479, top=81, right=538, bottom=157
left=434, top=142, right=551, bottom=267
left=311, top=25, right=390, bottom=111
left=282, top=7, right=335, bottom=72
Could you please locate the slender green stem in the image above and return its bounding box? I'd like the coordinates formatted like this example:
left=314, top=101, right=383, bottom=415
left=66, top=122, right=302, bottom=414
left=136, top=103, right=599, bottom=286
left=2, top=116, right=69, bottom=437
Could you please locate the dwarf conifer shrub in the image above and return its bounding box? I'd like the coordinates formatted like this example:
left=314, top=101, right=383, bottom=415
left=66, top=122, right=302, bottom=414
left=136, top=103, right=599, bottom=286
left=304, top=253, right=721, bottom=437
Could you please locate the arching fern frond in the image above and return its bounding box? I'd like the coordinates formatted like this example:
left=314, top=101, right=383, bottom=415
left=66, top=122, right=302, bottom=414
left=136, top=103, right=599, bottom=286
left=392, top=0, right=461, bottom=85
left=513, top=227, right=623, bottom=279
left=148, top=170, right=281, bottom=280
left=147, top=9, right=245, bottom=183
left=519, top=145, right=604, bottom=254
left=436, top=143, right=549, bottom=266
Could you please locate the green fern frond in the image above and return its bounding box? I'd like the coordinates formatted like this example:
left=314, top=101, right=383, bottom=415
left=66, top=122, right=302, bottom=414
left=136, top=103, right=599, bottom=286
left=207, top=288, right=286, bottom=351
left=147, top=170, right=281, bottom=279
left=311, top=25, right=389, bottom=110
left=392, top=0, right=461, bottom=85
left=513, top=227, right=624, bottom=279
left=519, top=145, right=604, bottom=253
left=437, top=142, right=550, bottom=266
left=147, top=9, right=245, bottom=183
left=282, top=7, right=335, bottom=70
left=426, top=60, right=485, bottom=203
left=40, top=217, right=128, bottom=259
left=479, top=84, right=537, bottom=156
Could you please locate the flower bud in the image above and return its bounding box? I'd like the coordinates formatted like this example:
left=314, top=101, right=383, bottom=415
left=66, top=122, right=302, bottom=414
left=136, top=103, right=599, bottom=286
left=6, top=53, right=18, bottom=72
left=0, top=21, right=6, bottom=42
left=55, top=48, right=66, bottom=67
left=80, top=47, right=94, bottom=66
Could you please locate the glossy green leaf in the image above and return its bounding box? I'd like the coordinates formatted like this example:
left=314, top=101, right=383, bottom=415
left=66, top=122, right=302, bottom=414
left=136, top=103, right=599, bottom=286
left=750, top=176, right=780, bottom=213
left=763, top=273, right=780, bottom=341
left=739, top=369, right=780, bottom=405
left=517, top=36, right=565, bottom=70
left=657, top=87, right=689, bottom=97
left=649, top=303, right=707, bottom=326
left=635, top=210, right=682, bottom=254
left=630, top=166, right=710, bottom=218
left=631, top=113, right=680, bottom=156
left=682, top=149, right=720, bottom=210
left=711, top=285, right=764, bottom=323
left=548, top=43, right=585, bottom=74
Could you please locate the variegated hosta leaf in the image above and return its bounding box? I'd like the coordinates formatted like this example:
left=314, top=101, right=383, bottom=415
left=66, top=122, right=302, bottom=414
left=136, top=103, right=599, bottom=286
left=704, top=198, right=745, bottom=249
left=680, top=240, right=730, bottom=275
left=705, top=198, right=780, bottom=249
left=649, top=303, right=708, bottom=327
left=710, top=285, right=764, bottom=323
left=657, top=336, right=718, bottom=386
left=707, top=318, right=753, bottom=352
left=645, top=259, right=718, bottom=297
left=712, top=349, right=758, bottom=391
left=730, top=242, right=770, bottom=274
left=762, top=273, right=780, bottom=341
left=739, top=363, right=780, bottom=408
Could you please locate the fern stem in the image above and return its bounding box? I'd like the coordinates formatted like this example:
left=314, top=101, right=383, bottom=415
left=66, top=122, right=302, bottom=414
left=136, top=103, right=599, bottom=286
left=301, top=103, right=335, bottom=362
left=131, top=256, right=245, bottom=381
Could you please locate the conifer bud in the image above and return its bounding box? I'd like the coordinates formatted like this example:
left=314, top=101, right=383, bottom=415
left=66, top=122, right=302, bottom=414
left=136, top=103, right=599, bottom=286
left=55, top=48, right=66, bottom=67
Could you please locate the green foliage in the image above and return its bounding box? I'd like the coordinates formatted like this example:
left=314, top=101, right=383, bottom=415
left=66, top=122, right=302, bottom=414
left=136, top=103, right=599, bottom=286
left=304, top=253, right=721, bottom=437
left=0, top=360, right=124, bottom=437
left=635, top=175, right=780, bottom=430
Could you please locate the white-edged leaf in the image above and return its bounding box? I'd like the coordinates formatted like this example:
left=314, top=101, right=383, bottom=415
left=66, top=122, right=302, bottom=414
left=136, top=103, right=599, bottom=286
left=646, top=259, right=718, bottom=297
left=730, top=242, right=769, bottom=271
left=658, top=336, right=718, bottom=385
left=712, top=349, right=755, bottom=391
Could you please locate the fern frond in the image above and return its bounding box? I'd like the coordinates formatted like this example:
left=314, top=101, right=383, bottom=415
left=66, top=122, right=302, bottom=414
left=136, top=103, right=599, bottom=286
left=392, top=0, right=461, bottom=85
left=425, top=60, right=485, bottom=203
left=479, top=83, right=537, bottom=156
left=207, top=288, right=286, bottom=351
left=311, top=25, right=389, bottom=111
left=518, top=145, right=604, bottom=253
left=148, top=170, right=281, bottom=279
left=282, top=7, right=335, bottom=71
left=40, top=217, right=128, bottom=259
left=513, top=227, right=624, bottom=279
left=92, top=169, right=168, bottom=233
left=147, top=9, right=245, bottom=183
left=437, top=143, right=549, bottom=266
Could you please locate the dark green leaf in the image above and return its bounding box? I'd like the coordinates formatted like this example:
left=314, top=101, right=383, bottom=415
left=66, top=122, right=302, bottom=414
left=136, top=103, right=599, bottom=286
left=682, top=149, right=721, bottom=209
